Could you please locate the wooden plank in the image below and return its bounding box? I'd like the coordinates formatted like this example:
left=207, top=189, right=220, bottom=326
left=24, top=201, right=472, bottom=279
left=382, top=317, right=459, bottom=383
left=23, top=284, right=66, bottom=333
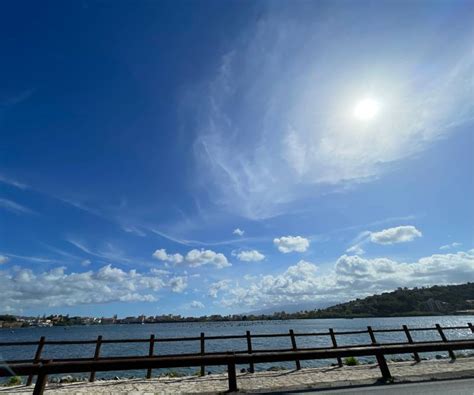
left=27, top=336, right=45, bottom=386
left=289, top=329, right=301, bottom=370
left=246, top=331, right=254, bottom=373
left=200, top=332, right=205, bottom=376
left=146, top=335, right=155, bottom=379
left=436, top=324, right=456, bottom=360
left=402, top=325, right=420, bottom=362
left=329, top=328, right=342, bottom=367
left=89, top=335, right=103, bottom=382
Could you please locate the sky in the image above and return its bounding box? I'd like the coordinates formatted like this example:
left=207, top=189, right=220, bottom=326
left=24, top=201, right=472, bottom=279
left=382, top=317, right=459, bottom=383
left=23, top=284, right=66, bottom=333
left=0, top=0, right=473, bottom=317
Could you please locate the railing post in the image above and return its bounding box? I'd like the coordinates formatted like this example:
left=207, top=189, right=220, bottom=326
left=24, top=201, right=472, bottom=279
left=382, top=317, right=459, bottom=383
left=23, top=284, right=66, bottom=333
left=402, top=325, right=420, bottom=362
left=289, top=329, right=301, bottom=370
left=89, top=335, right=103, bottom=382
left=329, top=328, right=342, bottom=367
left=436, top=324, right=456, bottom=360
left=227, top=357, right=238, bottom=392
left=246, top=330, right=254, bottom=373
left=27, top=336, right=45, bottom=386
left=367, top=326, right=377, bottom=344
left=32, top=361, right=49, bottom=395
left=200, top=332, right=205, bottom=376
left=468, top=323, right=474, bottom=333
left=368, top=326, right=391, bottom=380
left=146, top=334, right=155, bottom=379
left=375, top=350, right=392, bottom=380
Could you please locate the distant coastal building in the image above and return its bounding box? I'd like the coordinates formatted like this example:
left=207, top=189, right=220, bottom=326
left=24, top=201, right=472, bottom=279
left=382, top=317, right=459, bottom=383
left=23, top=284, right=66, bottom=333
left=422, top=298, right=450, bottom=313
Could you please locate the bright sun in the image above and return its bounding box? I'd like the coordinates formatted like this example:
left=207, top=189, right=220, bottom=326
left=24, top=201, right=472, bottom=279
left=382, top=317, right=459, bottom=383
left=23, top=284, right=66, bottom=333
left=353, top=98, right=379, bottom=121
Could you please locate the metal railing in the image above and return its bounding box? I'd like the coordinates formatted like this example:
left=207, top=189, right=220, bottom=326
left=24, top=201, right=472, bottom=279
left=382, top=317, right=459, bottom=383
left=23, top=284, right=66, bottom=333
left=1, top=322, right=473, bottom=394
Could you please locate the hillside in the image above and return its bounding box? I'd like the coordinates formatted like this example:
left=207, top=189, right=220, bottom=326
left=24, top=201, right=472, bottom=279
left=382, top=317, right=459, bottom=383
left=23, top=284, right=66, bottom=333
left=308, top=283, right=474, bottom=318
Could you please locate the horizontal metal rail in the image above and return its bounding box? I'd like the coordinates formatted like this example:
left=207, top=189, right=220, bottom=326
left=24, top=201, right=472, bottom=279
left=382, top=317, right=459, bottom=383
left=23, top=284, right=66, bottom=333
left=1, top=323, right=471, bottom=347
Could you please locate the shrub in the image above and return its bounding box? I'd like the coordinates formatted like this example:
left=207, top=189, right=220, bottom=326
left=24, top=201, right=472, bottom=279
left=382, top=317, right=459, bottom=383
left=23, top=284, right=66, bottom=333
left=7, top=376, right=22, bottom=386
left=344, top=356, right=359, bottom=366
left=162, top=370, right=186, bottom=378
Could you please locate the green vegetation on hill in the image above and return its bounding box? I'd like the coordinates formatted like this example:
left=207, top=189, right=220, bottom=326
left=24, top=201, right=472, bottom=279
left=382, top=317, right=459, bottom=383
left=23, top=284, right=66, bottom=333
left=309, top=283, right=474, bottom=318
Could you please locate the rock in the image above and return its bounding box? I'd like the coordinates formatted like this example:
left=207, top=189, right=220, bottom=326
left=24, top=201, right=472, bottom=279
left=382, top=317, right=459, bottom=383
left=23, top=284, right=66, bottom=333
left=60, top=375, right=74, bottom=383
left=114, top=376, right=120, bottom=380
left=435, top=354, right=443, bottom=359
left=240, top=368, right=246, bottom=373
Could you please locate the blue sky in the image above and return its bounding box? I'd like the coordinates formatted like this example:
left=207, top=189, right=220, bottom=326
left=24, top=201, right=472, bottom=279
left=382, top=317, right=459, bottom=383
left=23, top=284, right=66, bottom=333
left=1, top=0, right=473, bottom=317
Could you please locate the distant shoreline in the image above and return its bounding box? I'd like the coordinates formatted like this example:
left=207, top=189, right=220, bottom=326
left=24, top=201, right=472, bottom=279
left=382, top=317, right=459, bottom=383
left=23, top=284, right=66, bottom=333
left=2, top=282, right=473, bottom=329
left=2, top=312, right=474, bottom=330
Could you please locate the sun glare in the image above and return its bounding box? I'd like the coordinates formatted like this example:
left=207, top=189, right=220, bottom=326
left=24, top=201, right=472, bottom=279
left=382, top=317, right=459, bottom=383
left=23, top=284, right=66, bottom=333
left=353, top=98, right=380, bottom=121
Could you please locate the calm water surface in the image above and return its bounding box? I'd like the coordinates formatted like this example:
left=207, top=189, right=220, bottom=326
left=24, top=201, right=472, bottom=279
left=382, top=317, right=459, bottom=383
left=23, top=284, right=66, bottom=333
left=1, top=316, right=473, bottom=379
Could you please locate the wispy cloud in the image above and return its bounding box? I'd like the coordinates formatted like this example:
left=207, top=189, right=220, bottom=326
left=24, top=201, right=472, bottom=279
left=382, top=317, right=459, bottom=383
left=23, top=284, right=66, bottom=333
left=66, top=238, right=151, bottom=268
left=0, top=174, right=29, bottom=189
left=370, top=226, right=422, bottom=245
left=189, top=8, right=474, bottom=219
left=0, top=198, right=36, bottom=215
left=440, top=242, right=462, bottom=251
left=149, top=227, right=268, bottom=247
left=346, top=225, right=422, bottom=254
left=0, top=89, right=34, bottom=107
left=1, top=253, right=57, bottom=264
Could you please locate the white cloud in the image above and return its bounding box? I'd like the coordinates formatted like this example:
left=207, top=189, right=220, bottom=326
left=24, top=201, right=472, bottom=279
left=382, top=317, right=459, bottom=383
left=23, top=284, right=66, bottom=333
left=0, top=255, right=9, bottom=264
left=440, top=242, right=462, bottom=250
left=0, top=265, right=171, bottom=313
left=370, top=226, right=422, bottom=245
left=81, top=259, right=91, bottom=267
left=208, top=279, right=232, bottom=298
left=153, top=248, right=231, bottom=269
left=219, top=251, right=474, bottom=309
left=188, top=300, right=205, bottom=309
left=236, top=250, right=265, bottom=262
left=233, top=228, right=245, bottom=236
left=152, top=248, right=184, bottom=264
left=273, top=236, right=309, bottom=253
left=190, top=8, right=473, bottom=219
left=185, top=249, right=231, bottom=268
left=169, top=276, right=188, bottom=293
left=0, top=198, right=35, bottom=215
left=346, top=245, right=365, bottom=255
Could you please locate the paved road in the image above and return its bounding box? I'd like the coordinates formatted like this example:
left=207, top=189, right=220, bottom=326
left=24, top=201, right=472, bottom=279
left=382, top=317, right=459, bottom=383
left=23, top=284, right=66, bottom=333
left=292, top=378, right=474, bottom=395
